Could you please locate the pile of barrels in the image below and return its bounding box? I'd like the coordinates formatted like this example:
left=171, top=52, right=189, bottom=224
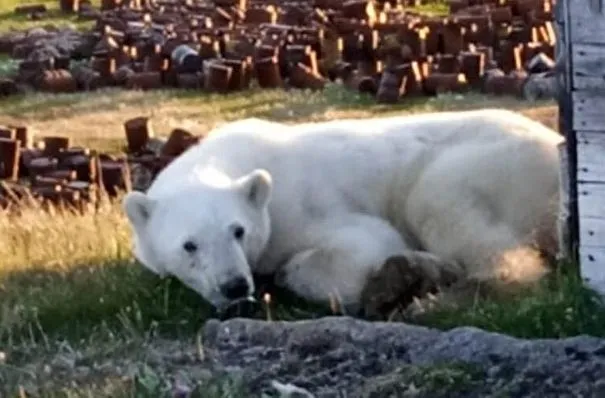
left=0, top=117, right=200, bottom=211
left=0, top=0, right=557, bottom=103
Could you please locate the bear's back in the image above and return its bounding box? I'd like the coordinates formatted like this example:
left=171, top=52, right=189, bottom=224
left=147, top=109, right=562, bottom=198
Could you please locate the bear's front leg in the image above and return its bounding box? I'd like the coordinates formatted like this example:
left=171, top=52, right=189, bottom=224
left=273, top=214, right=464, bottom=317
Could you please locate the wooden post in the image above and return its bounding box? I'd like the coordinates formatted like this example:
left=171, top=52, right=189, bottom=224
left=563, top=0, right=605, bottom=294
left=556, top=0, right=575, bottom=262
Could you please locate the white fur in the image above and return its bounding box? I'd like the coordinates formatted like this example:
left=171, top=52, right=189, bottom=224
left=122, top=109, right=564, bottom=311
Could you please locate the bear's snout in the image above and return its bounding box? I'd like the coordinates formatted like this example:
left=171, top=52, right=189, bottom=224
left=219, top=276, right=251, bottom=300
left=215, top=276, right=259, bottom=320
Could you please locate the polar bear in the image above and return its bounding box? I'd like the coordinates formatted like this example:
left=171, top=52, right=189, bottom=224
left=122, top=108, right=565, bottom=317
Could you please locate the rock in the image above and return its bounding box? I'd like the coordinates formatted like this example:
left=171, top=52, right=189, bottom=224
left=50, top=354, right=75, bottom=371
left=200, top=316, right=605, bottom=397
left=523, top=72, right=558, bottom=101
left=114, top=65, right=135, bottom=84
left=70, top=62, right=101, bottom=90
left=270, top=380, right=315, bottom=397
left=0, top=79, right=19, bottom=96
left=5, top=27, right=91, bottom=62
left=129, top=162, right=155, bottom=192
left=17, top=316, right=605, bottom=397
left=526, top=53, right=556, bottom=74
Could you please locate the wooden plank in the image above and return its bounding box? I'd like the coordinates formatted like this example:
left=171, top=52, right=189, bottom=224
left=590, top=0, right=604, bottom=13
left=577, top=181, right=605, bottom=219
left=557, top=142, right=572, bottom=259
left=579, top=216, right=605, bottom=247
left=577, top=181, right=605, bottom=294
left=568, top=0, right=605, bottom=295
left=560, top=0, right=580, bottom=263
left=572, top=92, right=605, bottom=130
left=577, top=131, right=605, bottom=181
left=579, top=246, right=605, bottom=295
left=572, top=43, right=605, bottom=91
left=570, top=0, right=605, bottom=45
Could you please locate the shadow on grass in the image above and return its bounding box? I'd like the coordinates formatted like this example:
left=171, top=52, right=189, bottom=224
left=0, top=260, right=207, bottom=344
left=0, top=259, right=332, bottom=348
left=2, top=255, right=605, bottom=355
left=410, top=263, right=605, bottom=339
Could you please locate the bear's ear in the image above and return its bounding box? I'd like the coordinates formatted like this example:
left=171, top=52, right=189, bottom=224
left=123, top=191, right=155, bottom=229
left=236, top=169, right=273, bottom=209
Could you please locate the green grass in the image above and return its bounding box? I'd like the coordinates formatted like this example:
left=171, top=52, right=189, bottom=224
left=360, top=361, right=486, bottom=397
left=0, top=84, right=549, bottom=120
left=410, top=264, right=605, bottom=339
left=0, top=0, right=97, bottom=32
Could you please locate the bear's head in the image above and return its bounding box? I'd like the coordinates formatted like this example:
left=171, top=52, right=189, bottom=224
left=122, top=169, right=273, bottom=311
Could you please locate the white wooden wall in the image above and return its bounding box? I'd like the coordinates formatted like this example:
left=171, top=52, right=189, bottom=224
left=565, top=0, right=605, bottom=293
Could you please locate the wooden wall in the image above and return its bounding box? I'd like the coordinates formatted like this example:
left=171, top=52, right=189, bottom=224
left=563, top=0, right=605, bottom=292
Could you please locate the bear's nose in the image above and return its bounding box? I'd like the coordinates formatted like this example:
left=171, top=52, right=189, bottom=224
left=219, top=276, right=250, bottom=300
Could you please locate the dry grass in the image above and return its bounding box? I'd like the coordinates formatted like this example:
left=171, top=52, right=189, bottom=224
left=0, top=84, right=558, bottom=153
left=0, top=195, right=130, bottom=272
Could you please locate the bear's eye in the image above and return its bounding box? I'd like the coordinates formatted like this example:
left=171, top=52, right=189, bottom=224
left=182, top=241, right=198, bottom=253
left=233, top=226, right=245, bottom=240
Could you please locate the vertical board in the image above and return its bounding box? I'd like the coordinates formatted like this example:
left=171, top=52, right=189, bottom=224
left=569, top=0, right=605, bottom=44
left=567, top=0, right=605, bottom=296
left=577, top=132, right=605, bottom=182
left=571, top=42, right=605, bottom=91
left=580, top=247, right=605, bottom=294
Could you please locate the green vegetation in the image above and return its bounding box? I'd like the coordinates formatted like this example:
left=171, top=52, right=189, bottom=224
left=410, top=264, right=605, bottom=339
left=360, top=362, right=486, bottom=397
left=0, top=0, right=97, bottom=32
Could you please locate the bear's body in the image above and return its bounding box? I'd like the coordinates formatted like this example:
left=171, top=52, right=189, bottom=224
left=123, top=109, right=565, bottom=315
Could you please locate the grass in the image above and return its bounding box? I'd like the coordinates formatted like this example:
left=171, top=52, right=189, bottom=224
left=360, top=361, right=486, bottom=397
left=0, top=84, right=559, bottom=155
left=0, top=0, right=97, bottom=32
left=410, top=264, right=605, bottom=338
left=0, top=86, right=594, bottom=397
left=0, top=0, right=600, bottom=396
left=406, top=0, right=449, bottom=16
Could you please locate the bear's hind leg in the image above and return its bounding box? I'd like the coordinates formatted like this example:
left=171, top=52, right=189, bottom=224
left=360, top=252, right=464, bottom=319
left=275, top=214, right=464, bottom=317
